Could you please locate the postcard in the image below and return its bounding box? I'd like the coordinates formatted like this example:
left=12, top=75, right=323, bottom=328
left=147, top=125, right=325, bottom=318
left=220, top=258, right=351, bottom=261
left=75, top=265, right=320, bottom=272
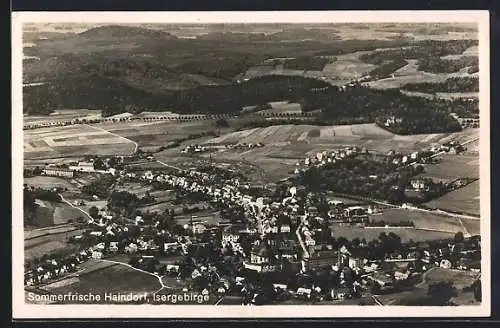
left=12, top=10, right=490, bottom=318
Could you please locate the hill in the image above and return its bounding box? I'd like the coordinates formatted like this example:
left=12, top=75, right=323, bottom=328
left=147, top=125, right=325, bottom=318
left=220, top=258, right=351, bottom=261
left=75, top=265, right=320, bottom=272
left=78, top=25, right=177, bottom=39
left=23, top=74, right=171, bottom=116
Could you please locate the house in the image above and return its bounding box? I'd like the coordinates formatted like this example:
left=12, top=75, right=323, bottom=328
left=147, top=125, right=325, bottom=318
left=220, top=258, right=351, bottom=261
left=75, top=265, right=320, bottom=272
left=330, top=286, right=351, bottom=300
left=296, top=287, right=312, bottom=299
left=348, top=257, right=363, bottom=269
left=280, top=224, right=291, bottom=233
left=109, top=242, right=119, bottom=252
left=306, top=249, right=339, bottom=271
left=344, top=206, right=367, bottom=217
left=440, top=259, right=452, bottom=269
left=221, top=225, right=243, bottom=246
left=243, top=241, right=280, bottom=272
left=273, top=284, right=288, bottom=291
left=42, top=167, right=75, bottom=178
left=192, top=223, right=207, bottom=235
left=409, top=179, right=430, bottom=192
left=368, top=272, right=394, bottom=290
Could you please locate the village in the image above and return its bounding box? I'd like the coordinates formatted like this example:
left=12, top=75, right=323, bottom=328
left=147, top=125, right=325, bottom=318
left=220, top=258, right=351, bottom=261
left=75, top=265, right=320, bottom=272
left=23, top=136, right=481, bottom=305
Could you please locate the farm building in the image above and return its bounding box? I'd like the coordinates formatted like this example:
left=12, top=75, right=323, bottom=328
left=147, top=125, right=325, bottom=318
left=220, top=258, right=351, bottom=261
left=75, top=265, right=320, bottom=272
left=409, top=179, right=431, bottom=192
left=344, top=206, right=368, bottom=217
left=42, top=167, right=75, bottom=178
left=69, top=161, right=95, bottom=173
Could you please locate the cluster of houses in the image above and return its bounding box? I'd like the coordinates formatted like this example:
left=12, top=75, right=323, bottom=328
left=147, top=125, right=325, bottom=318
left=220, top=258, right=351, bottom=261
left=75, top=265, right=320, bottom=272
left=450, top=112, right=480, bottom=128
left=294, top=146, right=365, bottom=173
left=181, top=144, right=209, bottom=154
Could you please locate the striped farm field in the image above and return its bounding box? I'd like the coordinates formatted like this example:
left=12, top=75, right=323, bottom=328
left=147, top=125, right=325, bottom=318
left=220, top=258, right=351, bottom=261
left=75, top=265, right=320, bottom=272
left=24, top=124, right=136, bottom=159
left=204, top=124, right=477, bottom=154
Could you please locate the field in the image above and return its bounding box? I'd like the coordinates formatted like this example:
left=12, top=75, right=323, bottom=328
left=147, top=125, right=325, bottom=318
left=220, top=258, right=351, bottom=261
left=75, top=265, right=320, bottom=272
left=367, top=59, right=478, bottom=89
left=115, top=182, right=152, bottom=198
left=424, top=180, right=480, bottom=217
left=190, top=124, right=479, bottom=183
left=24, top=227, right=86, bottom=261
left=24, top=176, right=78, bottom=191
left=24, top=124, right=136, bottom=159
left=96, top=120, right=229, bottom=149
left=258, top=101, right=303, bottom=115
left=174, top=210, right=222, bottom=226
left=330, top=224, right=455, bottom=243
left=374, top=267, right=480, bottom=306
left=28, top=200, right=86, bottom=227
left=23, top=109, right=102, bottom=125
left=35, top=261, right=162, bottom=304
left=418, top=154, right=479, bottom=181
left=369, top=208, right=480, bottom=236
left=243, top=50, right=376, bottom=83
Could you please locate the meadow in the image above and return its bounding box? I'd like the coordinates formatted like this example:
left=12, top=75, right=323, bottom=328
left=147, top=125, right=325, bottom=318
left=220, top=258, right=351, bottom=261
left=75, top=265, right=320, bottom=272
left=369, top=208, right=479, bottom=235
left=418, top=154, right=479, bottom=181
left=24, top=227, right=86, bottom=261
left=424, top=180, right=480, bottom=217
left=42, top=262, right=161, bottom=303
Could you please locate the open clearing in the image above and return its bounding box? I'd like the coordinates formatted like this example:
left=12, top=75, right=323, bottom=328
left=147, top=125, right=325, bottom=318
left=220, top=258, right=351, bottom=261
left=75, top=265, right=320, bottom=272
left=322, top=51, right=376, bottom=79
left=24, top=124, right=136, bottom=159
left=424, top=180, right=480, bottom=217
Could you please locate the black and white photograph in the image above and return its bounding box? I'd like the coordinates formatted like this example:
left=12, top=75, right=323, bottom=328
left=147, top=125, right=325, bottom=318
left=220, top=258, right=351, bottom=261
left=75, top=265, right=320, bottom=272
left=11, top=11, right=490, bottom=318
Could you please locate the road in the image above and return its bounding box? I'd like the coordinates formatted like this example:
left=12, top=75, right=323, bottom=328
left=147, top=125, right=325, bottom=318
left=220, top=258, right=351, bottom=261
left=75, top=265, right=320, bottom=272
left=84, top=123, right=139, bottom=154
left=372, top=295, right=383, bottom=306
left=59, top=194, right=92, bottom=220
left=156, top=160, right=183, bottom=172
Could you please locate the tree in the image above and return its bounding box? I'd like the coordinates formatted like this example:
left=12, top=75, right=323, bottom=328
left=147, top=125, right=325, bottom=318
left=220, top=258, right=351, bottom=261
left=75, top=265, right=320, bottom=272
left=215, top=118, right=229, bottom=128
left=454, top=231, right=465, bottom=244
left=89, top=206, right=99, bottom=220
left=473, top=279, right=482, bottom=302
left=427, top=281, right=457, bottom=305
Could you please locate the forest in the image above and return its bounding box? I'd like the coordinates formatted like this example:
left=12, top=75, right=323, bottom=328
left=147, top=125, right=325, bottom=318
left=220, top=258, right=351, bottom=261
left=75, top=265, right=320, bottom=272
left=359, top=39, right=478, bottom=65
left=402, top=77, right=479, bottom=94
left=301, top=85, right=463, bottom=134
